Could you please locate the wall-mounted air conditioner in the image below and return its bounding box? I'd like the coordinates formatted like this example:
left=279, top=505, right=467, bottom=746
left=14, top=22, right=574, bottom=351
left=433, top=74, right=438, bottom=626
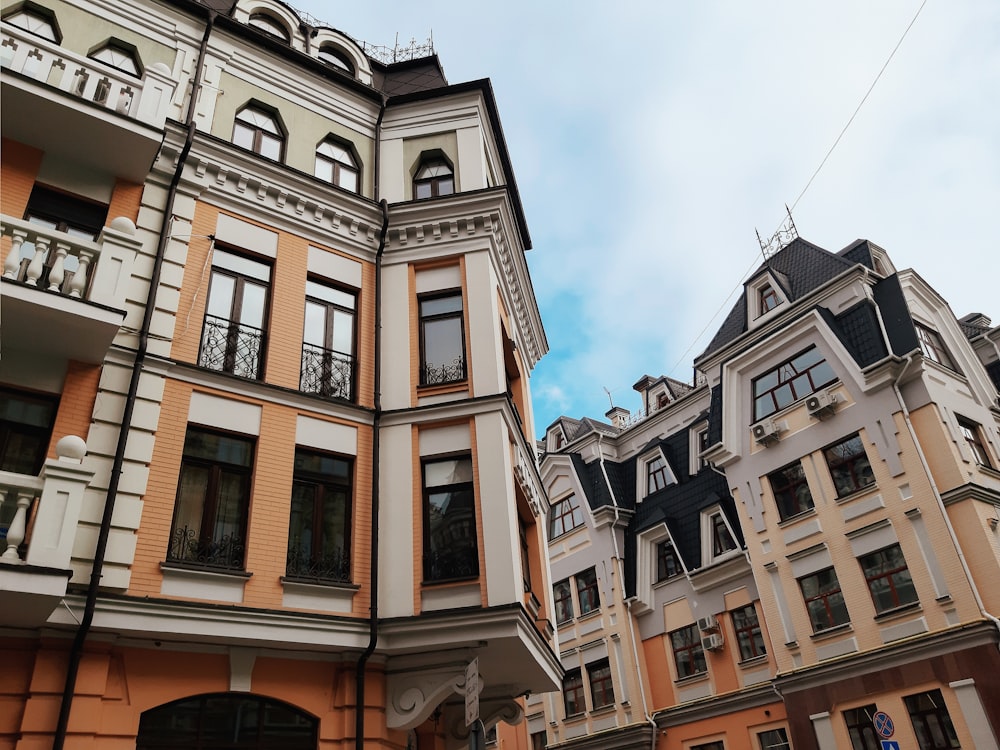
left=697, top=614, right=719, bottom=632
left=751, top=418, right=782, bottom=446
left=806, top=391, right=838, bottom=419
left=701, top=633, right=724, bottom=652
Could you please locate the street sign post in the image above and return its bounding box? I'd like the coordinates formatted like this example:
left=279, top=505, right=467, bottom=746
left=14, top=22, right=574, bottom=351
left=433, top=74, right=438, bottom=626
left=465, top=658, right=480, bottom=728
left=880, top=742, right=900, bottom=750
left=873, top=711, right=895, bottom=739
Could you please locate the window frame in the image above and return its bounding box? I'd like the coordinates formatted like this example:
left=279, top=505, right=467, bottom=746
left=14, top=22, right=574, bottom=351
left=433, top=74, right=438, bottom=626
left=903, top=689, right=960, bottom=750
left=646, top=454, right=671, bottom=495
left=413, top=155, right=455, bottom=199
left=549, top=494, right=584, bottom=538
left=232, top=104, right=286, bottom=161
left=575, top=567, right=599, bottom=616
left=562, top=668, right=585, bottom=717
left=669, top=623, right=707, bottom=679
left=300, top=279, right=357, bottom=401
left=586, top=658, right=615, bottom=710
left=88, top=39, right=141, bottom=77
left=553, top=578, right=574, bottom=624
left=843, top=704, right=882, bottom=750
left=859, top=543, right=918, bottom=614
left=914, top=322, right=957, bottom=371
left=798, top=566, right=850, bottom=633
left=957, top=416, right=994, bottom=468
left=824, top=434, right=875, bottom=498
left=318, top=44, right=354, bottom=75
left=757, top=728, right=790, bottom=750
left=422, top=455, right=479, bottom=583
left=752, top=345, right=837, bottom=421
left=731, top=603, right=767, bottom=661
left=705, top=509, right=738, bottom=560
left=166, top=427, right=255, bottom=571
left=656, top=539, right=682, bottom=582
left=0, top=386, right=58, bottom=476
left=768, top=460, right=815, bottom=521
left=3, top=2, right=61, bottom=43
left=418, top=290, right=466, bottom=386
left=758, top=283, right=781, bottom=315
left=285, top=448, right=353, bottom=584
left=247, top=11, right=290, bottom=42
left=314, top=137, right=360, bottom=193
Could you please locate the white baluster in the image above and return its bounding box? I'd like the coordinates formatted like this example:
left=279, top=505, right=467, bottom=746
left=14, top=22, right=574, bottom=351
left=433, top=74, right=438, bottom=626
left=69, top=249, right=93, bottom=298
left=1, top=492, right=33, bottom=561
left=24, top=236, right=49, bottom=286
left=3, top=230, right=26, bottom=278
left=47, top=242, right=69, bottom=292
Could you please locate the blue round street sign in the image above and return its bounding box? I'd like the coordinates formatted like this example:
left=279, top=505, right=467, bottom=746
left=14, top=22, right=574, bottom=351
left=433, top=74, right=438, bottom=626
left=873, top=711, right=895, bottom=739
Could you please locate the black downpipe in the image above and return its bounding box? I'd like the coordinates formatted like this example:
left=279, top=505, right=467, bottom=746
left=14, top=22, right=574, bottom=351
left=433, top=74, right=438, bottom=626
left=53, top=13, right=216, bottom=750
left=355, top=95, right=389, bottom=750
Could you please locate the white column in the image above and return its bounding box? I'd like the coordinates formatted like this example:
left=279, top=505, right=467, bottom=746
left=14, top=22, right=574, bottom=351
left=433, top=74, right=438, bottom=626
left=950, top=678, right=1000, bottom=750
left=809, top=711, right=838, bottom=750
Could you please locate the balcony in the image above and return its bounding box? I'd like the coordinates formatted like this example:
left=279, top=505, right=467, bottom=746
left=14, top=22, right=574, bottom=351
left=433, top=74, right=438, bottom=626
left=1, top=216, right=139, bottom=363
left=199, top=315, right=265, bottom=380
left=0, top=22, right=176, bottom=181
left=0, top=435, right=94, bottom=628
left=300, top=342, right=354, bottom=401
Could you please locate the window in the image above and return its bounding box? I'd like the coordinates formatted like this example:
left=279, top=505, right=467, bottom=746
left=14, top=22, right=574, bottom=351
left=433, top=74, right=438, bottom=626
left=168, top=428, right=254, bottom=570
left=757, top=728, right=790, bottom=750
left=731, top=604, right=766, bottom=661
left=586, top=659, right=614, bottom=709
left=3, top=4, right=59, bottom=43
left=0, top=387, right=57, bottom=475
left=248, top=11, right=289, bottom=42
left=753, top=346, right=837, bottom=420
left=423, top=456, right=478, bottom=582
left=562, top=669, right=584, bottom=716
left=957, top=416, right=994, bottom=468
left=301, top=281, right=356, bottom=400
left=413, top=156, right=454, bottom=199
left=799, top=566, right=849, bottom=632
left=696, top=424, right=710, bottom=470
left=859, top=544, right=917, bottom=614
left=576, top=567, right=599, bottom=615
left=519, top=516, right=532, bottom=592
left=915, top=323, right=956, bottom=370
left=25, top=184, right=108, bottom=240
left=553, top=579, right=573, bottom=624
left=286, top=449, right=352, bottom=583
left=419, top=292, right=466, bottom=385
left=233, top=105, right=284, bottom=160
left=691, top=744, right=724, bottom=750
left=656, top=539, right=682, bottom=581
left=824, top=434, right=875, bottom=497
left=90, top=41, right=140, bottom=76
left=318, top=45, right=354, bottom=75
left=768, top=461, right=814, bottom=520
left=549, top=494, right=584, bottom=537
left=484, top=725, right=497, bottom=745
left=315, top=139, right=359, bottom=192
left=710, top=512, right=738, bottom=557
left=199, top=249, right=270, bottom=380
left=137, top=694, right=316, bottom=750
left=844, top=704, right=881, bottom=750
left=646, top=454, right=670, bottom=494
left=904, top=689, right=959, bottom=750
left=669, top=624, right=707, bottom=679
left=530, top=731, right=546, bottom=750
left=759, top=283, right=781, bottom=315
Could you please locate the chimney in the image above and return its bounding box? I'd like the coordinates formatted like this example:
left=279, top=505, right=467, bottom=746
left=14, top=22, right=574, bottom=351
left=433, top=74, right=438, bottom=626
left=605, top=406, right=630, bottom=430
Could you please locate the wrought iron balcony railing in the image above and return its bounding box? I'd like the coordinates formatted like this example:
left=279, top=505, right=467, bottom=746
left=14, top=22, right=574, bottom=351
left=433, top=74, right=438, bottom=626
left=198, top=315, right=265, bottom=380
left=300, top=343, right=354, bottom=401
left=168, top=525, right=245, bottom=571
left=285, top=545, right=351, bottom=583
left=421, top=357, right=466, bottom=386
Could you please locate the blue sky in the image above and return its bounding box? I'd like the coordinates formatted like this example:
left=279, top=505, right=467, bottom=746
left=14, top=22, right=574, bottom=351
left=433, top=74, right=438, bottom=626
left=296, top=0, right=1000, bottom=437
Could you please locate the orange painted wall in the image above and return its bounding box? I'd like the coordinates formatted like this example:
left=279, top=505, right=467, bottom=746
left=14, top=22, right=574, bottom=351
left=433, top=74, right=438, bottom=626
left=0, top=138, right=42, bottom=216
left=107, top=180, right=143, bottom=224
left=642, top=636, right=675, bottom=710
left=656, top=706, right=788, bottom=750
left=46, top=361, right=100, bottom=459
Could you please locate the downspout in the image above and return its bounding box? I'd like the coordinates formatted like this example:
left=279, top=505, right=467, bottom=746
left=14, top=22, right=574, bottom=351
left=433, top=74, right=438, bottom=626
left=53, top=12, right=217, bottom=749
left=595, top=433, right=658, bottom=750
left=890, top=353, right=1000, bottom=644
left=355, top=92, right=389, bottom=750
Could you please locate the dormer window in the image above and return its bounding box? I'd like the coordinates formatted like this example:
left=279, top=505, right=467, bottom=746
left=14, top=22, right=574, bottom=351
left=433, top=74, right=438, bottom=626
left=248, top=11, right=290, bottom=42
left=414, top=156, right=454, bottom=199
left=638, top=448, right=675, bottom=499
left=318, top=45, right=354, bottom=75
left=759, top=283, right=781, bottom=314
left=647, top=455, right=670, bottom=494
left=549, top=494, right=584, bottom=538
left=233, top=105, right=284, bottom=161
left=711, top=513, right=737, bottom=556
left=315, top=138, right=359, bottom=192
left=915, top=322, right=957, bottom=371
left=89, top=41, right=141, bottom=77
left=701, top=506, right=739, bottom=564
left=752, top=346, right=836, bottom=421
left=3, top=3, right=60, bottom=43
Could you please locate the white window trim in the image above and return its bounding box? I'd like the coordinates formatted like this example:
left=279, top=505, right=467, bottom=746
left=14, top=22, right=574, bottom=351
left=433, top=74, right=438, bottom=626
left=748, top=272, right=787, bottom=326
left=637, top=447, right=676, bottom=500
left=634, top=523, right=686, bottom=613
left=701, top=505, right=741, bottom=566
left=689, top=420, right=709, bottom=476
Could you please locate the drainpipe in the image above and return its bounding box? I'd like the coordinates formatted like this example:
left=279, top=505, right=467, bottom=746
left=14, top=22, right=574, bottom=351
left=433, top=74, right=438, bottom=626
left=52, top=13, right=217, bottom=749
left=890, top=354, right=1000, bottom=645
left=595, top=433, right=659, bottom=750
left=355, top=92, right=389, bottom=750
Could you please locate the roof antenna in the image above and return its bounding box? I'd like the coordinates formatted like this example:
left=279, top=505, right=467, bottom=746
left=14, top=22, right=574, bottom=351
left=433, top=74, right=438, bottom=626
left=756, top=204, right=799, bottom=261
left=603, top=386, right=614, bottom=409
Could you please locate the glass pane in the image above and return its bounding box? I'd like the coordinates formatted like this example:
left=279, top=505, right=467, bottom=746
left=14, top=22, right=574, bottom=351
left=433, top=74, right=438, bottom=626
left=415, top=182, right=432, bottom=199
left=239, top=281, right=267, bottom=328
left=214, top=470, right=248, bottom=543
left=425, top=458, right=472, bottom=487
left=421, top=295, right=463, bottom=316
left=436, top=177, right=454, bottom=195
left=331, top=309, right=353, bottom=354
left=289, top=482, right=315, bottom=559
left=337, top=167, right=359, bottom=192
left=232, top=122, right=255, bottom=150
left=207, top=273, right=235, bottom=319
left=424, top=317, right=463, bottom=373
left=173, top=465, right=210, bottom=539
left=260, top=133, right=282, bottom=160
left=304, top=300, right=327, bottom=346
left=321, top=488, right=348, bottom=551
left=314, top=157, right=333, bottom=183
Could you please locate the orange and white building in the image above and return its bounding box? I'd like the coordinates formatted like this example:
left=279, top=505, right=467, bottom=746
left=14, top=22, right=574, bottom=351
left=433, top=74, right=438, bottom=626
left=0, top=0, right=559, bottom=748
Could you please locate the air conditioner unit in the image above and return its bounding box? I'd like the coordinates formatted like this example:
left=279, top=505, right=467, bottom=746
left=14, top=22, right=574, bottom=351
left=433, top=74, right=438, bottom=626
left=751, top=418, right=782, bottom=446
left=701, top=633, right=724, bottom=652
left=805, top=391, right=838, bottom=419
left=697, top=614, right=719, bottom=632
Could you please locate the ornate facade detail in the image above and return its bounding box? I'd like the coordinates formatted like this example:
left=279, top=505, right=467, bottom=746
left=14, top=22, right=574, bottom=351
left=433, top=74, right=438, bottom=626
left=386, top=664, right=478, bottom=730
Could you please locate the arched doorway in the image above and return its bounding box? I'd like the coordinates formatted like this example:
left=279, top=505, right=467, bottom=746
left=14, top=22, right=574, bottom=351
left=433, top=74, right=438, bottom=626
left=136, top=693, right=316, bottom=749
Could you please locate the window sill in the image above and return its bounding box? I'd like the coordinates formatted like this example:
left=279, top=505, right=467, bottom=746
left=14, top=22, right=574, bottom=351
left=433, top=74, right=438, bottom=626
left=421, top=574, right=480, bottom=587
left=161, top=561, right=251, bottom=578
left=280, top=576, right=359, bottom=592
left=159, top=562, right=252, bottom=604
left=589, top=704, right=616, bottom=717
left=577, top=608, right=602, bottom=622
left=673, top=671, right=709, bottom=686
left=833, top=483, right=878, bottom=504
left=809, top=623, right=853, bottom=642
left=738, top=654, right=769, bottom=668
left=653, top=574, right=683, bottom=588
left=417, top=380, right=468, bottom=397
left=777, top=508, right=818, bottom=527
left=873, top=601, right=921, bottom=622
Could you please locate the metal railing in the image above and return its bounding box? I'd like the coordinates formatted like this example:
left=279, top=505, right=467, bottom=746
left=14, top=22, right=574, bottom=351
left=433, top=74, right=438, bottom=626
left=168, top=525, right=244, bottom=570
left=198, top=315, right=265, bottom=380
left=300, top=343, right=353, bottom=400
left=285, top=545, right=351, bottom=583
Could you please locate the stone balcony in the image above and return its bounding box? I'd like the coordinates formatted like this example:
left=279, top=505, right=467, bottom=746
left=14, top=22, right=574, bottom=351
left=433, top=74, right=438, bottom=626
left=1, top=215, right=140, bottom=363
left=0, top=22, right=177, bottom=181
left=0, top=436, right=94, bottom=628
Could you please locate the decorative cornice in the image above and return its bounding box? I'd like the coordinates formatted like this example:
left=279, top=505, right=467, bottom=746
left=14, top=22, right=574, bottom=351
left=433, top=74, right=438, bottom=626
left=652, top=682, right=779, bottom=728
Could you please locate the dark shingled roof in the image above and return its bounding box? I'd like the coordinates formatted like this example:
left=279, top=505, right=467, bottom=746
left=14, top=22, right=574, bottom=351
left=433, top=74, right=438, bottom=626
left=822, top=301, right=889, bottom=368
left=837, top=239, right=880, bottom=269
left=986, top=361, right=1000, bottom=392
left=373, top=56, right=449, bottom=96
left=698, top=237, right=857, bottom=360
left=872, top=274, right=920, bottom=357
left=957, top=313, right=993, bottom=340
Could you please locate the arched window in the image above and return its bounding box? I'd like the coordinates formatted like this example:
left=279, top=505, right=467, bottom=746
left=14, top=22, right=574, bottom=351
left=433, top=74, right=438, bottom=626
left=3, top=3, right=60, bottom=43
left=137, top=694, right=316, bottom=750
left=413, top=156, right=454, bottom=199
left=315, top=138, right=359, bottom=192
left=248, top=11, right=289, bottom=42
left=233, top=105, right=284, bottom=161
left=89, top=41, right=141, bottom=77
left=318, top=45, right=354, bottom=75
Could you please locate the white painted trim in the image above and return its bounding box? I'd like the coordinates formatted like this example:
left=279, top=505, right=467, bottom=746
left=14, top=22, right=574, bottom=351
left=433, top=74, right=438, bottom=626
left=188, top=391, right=262, bottom=435
left=295, top=415, right=357, bottom=455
